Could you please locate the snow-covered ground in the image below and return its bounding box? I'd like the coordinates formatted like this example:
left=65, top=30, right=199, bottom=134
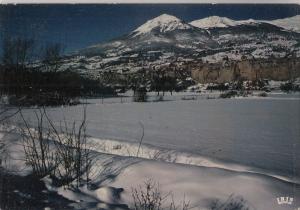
left=110, top=158, right=300, bottom=210
left=2, top=92, right=300, bottom=209
left=1, top=124, right=299, bottom=210
left=13, top=91, right=300, bottom=178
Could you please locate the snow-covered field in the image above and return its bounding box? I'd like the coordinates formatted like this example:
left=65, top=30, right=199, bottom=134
left=14, top=92, right=300, bottom=177
left=2, top=92, right=300, bottom=209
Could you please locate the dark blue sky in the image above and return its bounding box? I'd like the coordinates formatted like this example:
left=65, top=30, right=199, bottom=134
left=1, top=4, right=299, bottom=53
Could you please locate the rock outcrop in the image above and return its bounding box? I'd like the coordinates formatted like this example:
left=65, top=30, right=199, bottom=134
left=191, top=58, right=300, bottom=83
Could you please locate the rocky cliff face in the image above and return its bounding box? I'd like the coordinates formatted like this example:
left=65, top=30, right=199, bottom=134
left=191, top=58, right=300, bottom=83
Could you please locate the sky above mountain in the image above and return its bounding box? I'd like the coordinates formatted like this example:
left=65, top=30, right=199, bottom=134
left=1, top=4, right=300, bottom=53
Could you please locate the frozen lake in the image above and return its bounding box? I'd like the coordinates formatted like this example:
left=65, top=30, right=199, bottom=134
left=16, top=93, right=300, bottom=180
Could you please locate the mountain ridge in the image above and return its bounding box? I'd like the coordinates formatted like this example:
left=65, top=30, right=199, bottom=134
left=63, top=13, right=300, bottom=79
left=189, top=15, right=300, bottom=31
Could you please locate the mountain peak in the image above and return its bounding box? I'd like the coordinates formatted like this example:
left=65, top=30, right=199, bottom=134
left=155, top=13, right=181, bottom=21
left=190, top=16, right=237, bottom=29
left=132, top=14, right=192, bottom=37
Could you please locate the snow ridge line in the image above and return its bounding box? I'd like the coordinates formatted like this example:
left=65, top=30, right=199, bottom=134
left=87, top=137, right=300, bottom=185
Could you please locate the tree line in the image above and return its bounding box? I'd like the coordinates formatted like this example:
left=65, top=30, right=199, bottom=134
left=0, top=37, right=115, bottom=106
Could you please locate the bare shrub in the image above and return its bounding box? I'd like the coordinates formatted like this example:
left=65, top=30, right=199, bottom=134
left=20, top=109, right=57, bottom=177
left=169, top=194, right=190, bottom=210
left=132, top=179, right=164, bottom=210
left=210, top=194, right=250, bottom=210
left=45, top=106, right=93, bottom=187
left=147, top=150, right=177, bottom=163
left=147, top=149, right=164, bottom=160
left=20, top=107, right=93, bottom=187
left=131, top=179, right=190, bottom=210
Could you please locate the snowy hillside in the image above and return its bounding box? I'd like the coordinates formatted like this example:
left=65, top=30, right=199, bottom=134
left=266, top=15, right=300, bottom=33
left=190, top=15, right=300, bottom=33
left=190, top=16, right=259, bottom=29
left=190, top=16, right=238, bottom=28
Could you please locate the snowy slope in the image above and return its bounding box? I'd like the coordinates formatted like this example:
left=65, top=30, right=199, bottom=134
left=190, top=16, right=238, bottom=28
left=190, top=16, right=259, bottom=29
left=190, top=15, right=300, bottom=33
left=112, top=159, right=300, bottom=210
left=1, top=125, right=300, bottom=210
left=266, top=15, right=300, bottom=33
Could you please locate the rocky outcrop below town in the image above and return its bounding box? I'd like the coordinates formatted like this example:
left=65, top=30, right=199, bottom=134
left=191, top=57, right=300, bottom=83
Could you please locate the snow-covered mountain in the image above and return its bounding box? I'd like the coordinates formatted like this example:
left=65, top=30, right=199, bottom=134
left=266, top=15, right=300, bottom=33
left=80, top=14, right=216, bottom=57
left=62, top=14, right=300, bottom=78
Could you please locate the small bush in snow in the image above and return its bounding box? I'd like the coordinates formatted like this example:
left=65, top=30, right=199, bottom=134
left=219, top=91, right=238, bottom=99
left=133, top=87, right=148, bottom=102
left=280, top=82, right=300, bottom=92
left=209, top=194, right=251, bottom=210
left=258, top=92, right=268, bottom=97
left=131, top=179, right=189, bottom=210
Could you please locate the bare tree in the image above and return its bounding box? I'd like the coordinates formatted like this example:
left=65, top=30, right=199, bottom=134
left=42, top=43, right=64, bottom=72
left=1, top=37, right=35, bottom=97
left=2, top=37, right=35, bottom=70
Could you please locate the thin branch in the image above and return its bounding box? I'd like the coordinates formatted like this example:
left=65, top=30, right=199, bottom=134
left=136, top=121, right=145, bottom=158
